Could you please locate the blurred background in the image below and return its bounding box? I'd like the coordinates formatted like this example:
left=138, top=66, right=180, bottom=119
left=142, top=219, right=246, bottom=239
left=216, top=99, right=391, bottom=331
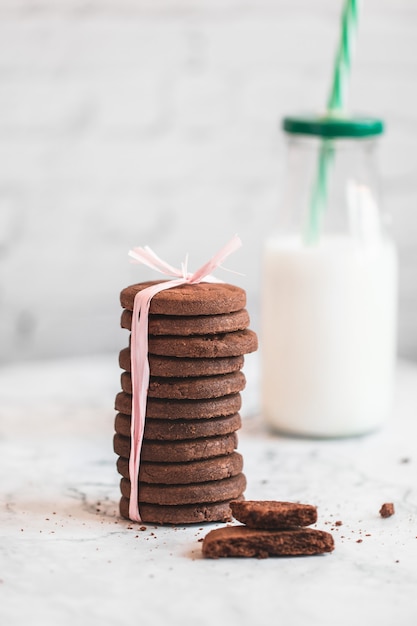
left=0, top=0, right=416, bottom=366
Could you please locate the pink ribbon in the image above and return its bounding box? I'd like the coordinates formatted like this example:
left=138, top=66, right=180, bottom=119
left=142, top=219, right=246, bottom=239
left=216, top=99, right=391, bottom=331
left=126, top=235, right=242, bottom=522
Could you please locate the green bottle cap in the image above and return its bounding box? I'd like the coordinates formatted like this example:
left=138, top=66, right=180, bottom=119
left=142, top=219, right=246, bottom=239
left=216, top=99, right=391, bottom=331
left=282, top=114, right=384, bottom=138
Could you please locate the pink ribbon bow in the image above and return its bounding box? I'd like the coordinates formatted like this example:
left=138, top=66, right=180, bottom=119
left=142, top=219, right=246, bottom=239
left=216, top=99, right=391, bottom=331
left=126, top=235, right=242, bottom=522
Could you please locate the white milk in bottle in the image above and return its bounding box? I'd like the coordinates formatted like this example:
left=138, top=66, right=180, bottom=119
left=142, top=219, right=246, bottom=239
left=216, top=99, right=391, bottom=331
left=261, top=116, right=398, bottom=437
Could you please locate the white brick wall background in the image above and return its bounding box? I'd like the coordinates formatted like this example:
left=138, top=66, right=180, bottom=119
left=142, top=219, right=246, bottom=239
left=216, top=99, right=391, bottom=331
left=0, top=0, right=416, bottom=364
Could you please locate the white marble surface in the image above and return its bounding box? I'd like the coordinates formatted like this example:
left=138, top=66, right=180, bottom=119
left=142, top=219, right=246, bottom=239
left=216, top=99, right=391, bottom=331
left=1, top=354, right=417, bottom=626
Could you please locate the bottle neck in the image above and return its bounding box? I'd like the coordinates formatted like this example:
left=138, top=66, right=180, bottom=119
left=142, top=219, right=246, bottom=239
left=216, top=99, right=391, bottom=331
left=277, top=133, right=387, bottom=246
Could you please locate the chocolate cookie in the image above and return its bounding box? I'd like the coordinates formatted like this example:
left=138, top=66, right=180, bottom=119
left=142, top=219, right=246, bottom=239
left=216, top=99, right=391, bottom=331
left=202, top=527, right=335, bottom=558
left=113, top=431, right=238, bottom=462
left=121, top=308, right=250, bottom=335
left=148, top=329, right=258, bottom=358
left=115, top=412, right=242, bottom=440
left=119, top=497, right=239, bottom=524
left=230, top=501, right=318, bottom=529
left=120, top=281, right=246, bottom=316
left=119, top=348, right=245, bottom=378
left=121, top=371, right=246, bottom=399
left=114, top=392, right=242, bottom=419
left=120, top=472, right=246, bottom=505
left=117, top=451, right=243, bottom=484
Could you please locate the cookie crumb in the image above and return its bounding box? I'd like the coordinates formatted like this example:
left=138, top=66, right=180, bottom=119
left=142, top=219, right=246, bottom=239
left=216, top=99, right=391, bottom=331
left=139, top=526, right=147, bottom=531
left=335, top=520, right=343, bottom=526
left=379, top=503, right=395, bottom=518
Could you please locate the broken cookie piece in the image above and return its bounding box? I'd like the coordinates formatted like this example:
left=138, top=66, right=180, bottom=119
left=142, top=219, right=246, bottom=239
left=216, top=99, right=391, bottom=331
left=202, top=526, right=334, bottom=559
left=230, top=500, right=317, bottom=529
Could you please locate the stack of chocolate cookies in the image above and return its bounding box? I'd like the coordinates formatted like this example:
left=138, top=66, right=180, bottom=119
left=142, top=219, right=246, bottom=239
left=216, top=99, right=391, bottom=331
left=113, top=280, right=258, bottom=525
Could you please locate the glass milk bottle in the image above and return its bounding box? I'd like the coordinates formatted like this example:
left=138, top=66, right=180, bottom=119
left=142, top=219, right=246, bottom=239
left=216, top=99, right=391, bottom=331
left=261, top=115, right=398, bottom=437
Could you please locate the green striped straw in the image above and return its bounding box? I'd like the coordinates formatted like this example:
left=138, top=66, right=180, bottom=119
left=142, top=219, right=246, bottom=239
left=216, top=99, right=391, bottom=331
left=306, top=0, right=360, bottom=244
left=327, top=0, right=359, bottom=111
